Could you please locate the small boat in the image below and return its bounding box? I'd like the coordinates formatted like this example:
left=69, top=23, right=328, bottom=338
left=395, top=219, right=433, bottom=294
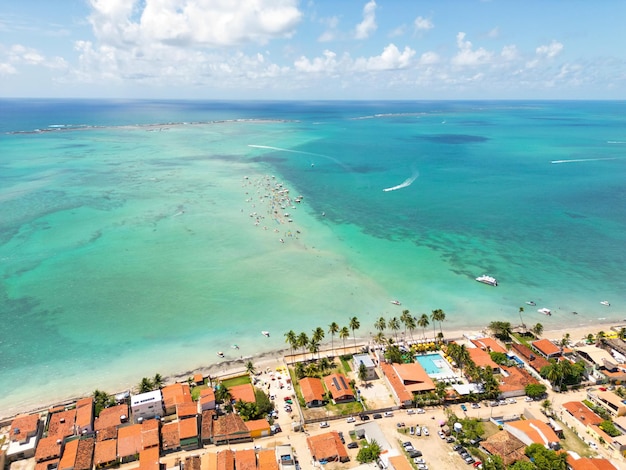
left=231, top=344, right=239, bottom=349
left=526, top=301, right=536, bottom=306
left=601, top=301, right=610, bottom=307
left=572, top=311, right=578, bottom=315
left=262, top=331, right=270, bottom=337
left=390, top=300, right=401, bottom=305
left=476, top=275, right=498, bottom=286
left=217, top=351, right=225, bottom=358
left=537, top=308, right=552, bottom=316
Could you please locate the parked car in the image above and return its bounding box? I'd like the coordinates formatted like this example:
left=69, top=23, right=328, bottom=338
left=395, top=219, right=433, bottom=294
left=446, top=436, right=456, bottom=443
left=409, top=426, right=415, bottom=435
left=347, top=442, right=358, bottom=449
left=397, top=422, right=405, bottom=428
left=338, top=432, right=345, bottom=443
left=373, top=413, right=383, bottom=419
left=453, top=445, right=463, bottom=452
left=422, top=426, right=429, bottom=436
left=359, top=414, right=370, bottom=421
left=498, top=400, right=507, bottom=406
left=416, top=408, right=426, bottom=414
left=415, top=426, right=421, bottom=436
left=471, top=403, right=480, bottom=409
left=407, top=409, right=416, bottom=415
left=460, top=404, right=467, bottom=412
left=402, top=441, right=413, bottom=448
left=408, top=450, right=423, bottom=458
left=383, top=411, right=394, bottom=418
left=524, top=396, right=533, bottom=402
left=413, top=458, right=426, bottom=465
left=507, top=398, right=517, bottom=404
left=489, top=401, right=499, bottom=407
left=417, top=464, right=428, bottom=470
left=346, top=416, right=356, bottom=423
left=438, top=430, right=446, bottom=439
left=319, top=421, right=329, bottom=428
left=464, top=456, right=475, bottom=465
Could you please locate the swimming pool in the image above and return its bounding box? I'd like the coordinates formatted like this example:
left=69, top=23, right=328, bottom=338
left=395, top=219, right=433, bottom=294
left=415, top=352, right=456, bottom=378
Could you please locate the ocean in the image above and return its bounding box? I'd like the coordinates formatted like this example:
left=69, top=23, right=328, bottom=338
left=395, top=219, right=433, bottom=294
left=1, top=99, right=625, bottom=417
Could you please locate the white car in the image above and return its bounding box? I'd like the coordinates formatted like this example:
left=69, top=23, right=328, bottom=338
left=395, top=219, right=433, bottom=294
left=422, top=426, right=429, bottom=436
left=407, top=409, right=416, bottom=415
left=507, top=398, right=517, bottom=404
left=413, top=458, right=426, bottom=464
left=383, top=411, right=394, bottom=418
left=524, top=396, right=533, bottom=402
left=319, top=421, right=329, bottom=428
left=416, top=408, right=426, bottom=414
left=346, top=416, right=356, bottom=423
left=438, top=430, right=446, bottom=439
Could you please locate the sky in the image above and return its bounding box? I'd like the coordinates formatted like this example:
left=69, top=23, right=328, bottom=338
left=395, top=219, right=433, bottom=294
left=1, top=0, right=625, bottom=100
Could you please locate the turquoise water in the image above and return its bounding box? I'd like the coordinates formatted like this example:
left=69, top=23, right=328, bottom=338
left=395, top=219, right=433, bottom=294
left=1, top=100, right=625, bottom=417
left=415, top=353, right=455, bottom=377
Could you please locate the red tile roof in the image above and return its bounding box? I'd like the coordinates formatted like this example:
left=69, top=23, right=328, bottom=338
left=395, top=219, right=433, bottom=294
left=48, top=409, right=76, bottom=439
left=235, top=449, right=257, bottom=470
left=177, top=402, right=198, bottom=418
left=467, top=347, right=499, bottom=369
left=245, top=419, right=270, bottom=433
left=59, top=439, right=79, bottom=470
left=307, top=431, right=348, bottom=462
left=323, top=373, right=355, bottom=401
left=95, top=404, right=129, bottom=431
left=229, top=384, right=256, bottom=404
left=139, top=447, right=160, bottom=470
left=9, top=414, right=40, bottom=442
left=511, top=343, right=550, bottom=372
left=392, top=363, right=435, bottom=393
left=470, top=337, right=507, bottom=354
left=217, top=449, right=235, bottom=470
left=75, top=398, right=94, bottom=431
left=567, top=456, right=618, bottom=470
left=480, top=430, right=528, bottom=467
left=563, top=401, right=604, bottom=426
left=94, top=438, right=117, bottom=466
left=388, top=455, right=413, bottom=470
left=213, top=414, right=250, bottom=442
left=299, top=377, right=325, bottom=404
left=117, top=424, right=142, bottom=458
left=179, top=417, right=199, bottom=440
left=532, top=339, right=562, bottom=357
left=75, top=438, right=95, bottom=470
left=201, top=410, right=215, bottom=441
left=257, top=449, right=279, bottom=470
left=141, top=419, right=160, bottom=449
left=35, top=436, right=62, bottom=462
left=162, top=383, right=193, bottom=411
left=161, top=421, right=180, bottom=451
left=506, top=419, right=559, bottom=444
left=499, top=365, right=539, bottom=394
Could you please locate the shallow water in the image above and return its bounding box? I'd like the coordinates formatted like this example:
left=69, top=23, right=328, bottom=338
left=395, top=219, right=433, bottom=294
left=1, top=100, right=625, bottom=417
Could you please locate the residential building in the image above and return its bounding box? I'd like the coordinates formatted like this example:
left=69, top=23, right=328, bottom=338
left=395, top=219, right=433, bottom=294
left=161, top=383, right=192, bottom=415
left=471, top=337, right=508, bottom=354
left=6, top=413, right=41, bottom=462
left=201, top=410, right=215, bottom=445
left=229, top=383, right=256, bottom=404
left=94, top=438, right=118, bottom=468
left=380, top=362, right=435, bottom=407
left=480, top=430, right=528, bottom=467
left=217, top=449, right=235, bottom=470
left=95, top=404, right=129, bottom=433
left=75, top=398, right=94, bottom=434
left=323, top=373, right=355, bottom=404
left=306, top=431, right=349, bottom=463
left=199, top=388, right=216, bottom=412
left=275, top=444, right=295, bottom=470
left=260, top=448, right=280, bottom=470
left=212, top=413, right=252, bottom=446
left=587, top=389, right=626, bottom=417
left=235, top=448, right=257, bottom=470
left=388, top=455, right=413, bottom=470
left=510, top=343, right=550, bottom=373
left=352, top=353, right=377, bottom=380
left=245, top=419, right=271, bottom=439
left=48, top=409, right=77, bottom=440
left=131, top=390, right=164, bottom=422
left=160, top=421, right=180, bottom=454
left=532, top=339, right=572, bottom=359
left=117, top=424, right=143, bottom=463
left=299, top=377, right=325, bottom=408
left=499, top=365, right=539, bottom=398
left=504, top=419, right=560, bottom=448
left=567, top=456, right=618, bottom=470
left=467, top=347, right=500, bottom=373
left=179, top=416, right=200, bottom=450
left=561, top=401, right=604, bottom=440
left=139, top=446, right=162, bottom=470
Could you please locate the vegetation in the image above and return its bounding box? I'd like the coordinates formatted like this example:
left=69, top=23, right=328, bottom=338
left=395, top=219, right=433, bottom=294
left=489, top=351, right=510, bottom=366
left=523, top=443, right=567, bottom=470
left=383, top=344, right=406, bottom=364
left=358, top=361, right=368, bottom=385
left=599, top=419, right=621, bottom=437
left=540, top=359, right=586, bottom=390
left=356, top=439, right=382, bottom=463
left=489, top=321, right=512, bottom=341
left=431, top=309, right=446, bottom=340
left=221, top=374, right=251, bottom=388
left=137, top=373, right=164, bottom=393
left=349, top=316, right=361, bottom=352
left=524, top=383, right=547, bottom=399
left=445, top=411, right=484, bottom=443
left=234, top=388, right=274, bottom=421
left=93, top=389, right=116, bottom=417
left=583, top=399, right=611, bottom=420
left=532, top=323, right=543, bottom=337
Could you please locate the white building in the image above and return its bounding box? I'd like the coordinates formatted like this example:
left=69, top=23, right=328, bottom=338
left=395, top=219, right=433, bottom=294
left=131, top=390, right=164, bottom=422
left=353, top=353, right=377, bottom=380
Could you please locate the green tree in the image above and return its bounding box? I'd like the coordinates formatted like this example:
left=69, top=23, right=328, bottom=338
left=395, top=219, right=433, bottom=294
left=215, top=383, right=232, bottom=404
left=356, top=439, right=382, bottom=464
left=308, top=338, right=320, bottom=361
left=93, top=389, right=115, bottom=417
left=254, top=388, right=273, bottom=416
left=489, top=321, right=512, bottom=340
left=489, top=351, right=509, bottom=366
left=481, top=455, right=506, bottom=470
left=374, top=316, right=386, bottom=334
left=312, top=326, right=325, bottom=344
left=599, top=420, right=621, bottom=437
left=532, top=323, right=543, bottom=338
left=349, top=316, right=360, bottom=352
left=525, top=443, right=567, bottom=470
left=518, top=306, right=526, bottom=331
left=328, top=322, right=339, bottom=356
left=284, top=330, right=298, bottom=360
left=373, top=331, right=387, bottom=347
left=524, top=383, right=546, bottom=399
left=339, top=326, right=350, bottom=353
left=388, top=316, right=401, bottom=342
left=297, top=331, right=309, bottom=358
left=358, top=361, right=369, bottom=385
left=417, top=313, right=430, bottom=339
left=400, top=310, right=412, bottom=337
left=152, top=373, right=164, bottom=389
left=138, top=377, right=154, bottom=393
left=246, top=360, right=256, bottom=375
left=541, top=399, right=553, bottom=416
left=431, top=309, right=446, bottom=338
left=384, top=345, right=404, bottom=364
left=405, top=315, right=417, bottom=340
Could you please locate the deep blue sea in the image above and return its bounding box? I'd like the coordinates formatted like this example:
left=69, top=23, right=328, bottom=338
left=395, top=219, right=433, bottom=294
left=1, top=99, right=625, bottom=416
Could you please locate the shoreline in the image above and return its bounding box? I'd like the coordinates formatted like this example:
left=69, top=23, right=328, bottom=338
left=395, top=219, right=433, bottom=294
left=2, top=318, right=623, bottom=423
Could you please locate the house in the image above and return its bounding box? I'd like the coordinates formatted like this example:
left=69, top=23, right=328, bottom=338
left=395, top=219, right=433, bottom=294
left=511, top=343, right=551, bottom=373
left=504, top=419, right=560, bottom=448
left=141, top=419, right=160, bottom=450
left=587, top=389, right=626, bottom=417
left=201, top=410, right=215, bottom=445
left=245, top=419, right=271, bottom=439
left=6, top=413, right=41, bottom=462
left=212, top=413, right=252, bottom=446
left=499, top=365, right=539, bottom=398
left=35, top=436, right=63, bottom=464
left=199, top=388, right=216, bottom=411
left=161, top=383, right=192, bottom=415
left=388, top=455, right=413, bottom=470
left=48, top=408, right=77, bottom=440
left=299, top=377, right=325, bottom=407
left=480, top=430, right=528, bottom=466
left=532, top=339, right=572, bottom=359
left=160, top=422, right=180, bottom=454
left=60, top=438, right=95, bottom=470
left=94, top=438, right=118, bottom=468
left=306, top=431, right=349, bottom=463
left=117, top=424, right=143, bottom=463
left=471, top=337, right=508, bottom=354
left=323, top=373, right=355, bottom=404
left=217, top=449, right=235, bottom=470
left=567, top=456, right=618, bottom=470
left=235, top=448, right=257, bottom=470
left=131, top=390, right=164, bottom=422
left=193, top=373, right=204, bottom=385
left=95, top=404, right=129, bottom=433
left=381, top=362, right=435, bottom=406
left=59, top=439, right=80, bottom=470
left=260, top=448, right=280, bottom=470
left=75, top=398, right=94, bottom=434
left=561, top=401, right=603, bottom=438
left=229, top=383, right=256, bottom=404
left=177, top=402, right=198, bottom=419
left=352, top=354, right=377, bottom=380
left=467, top=347, right=500, bottom=373
left=275, top=444, right=295, bottom=470
left=179, top=416, right=200, bottom=450
left=184, top=455, right=201, bottom=470
left=139, top=446, right=162, bottom=470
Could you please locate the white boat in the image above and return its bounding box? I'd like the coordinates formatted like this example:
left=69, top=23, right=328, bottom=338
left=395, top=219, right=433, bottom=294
left=526, top=301, right=536, bottom=306
left=262, top=331, right=270, bottom=337
left=476, top=275, right=498, bottom=286
left=601, top=301, right=610, bottom=306
left=231, top=344, right=239, bottom=349
left=390, top=300, right=401, bottom=305
left=217, top=351, right=225, bottom=358
left=537, top=308, right=552, bottom=316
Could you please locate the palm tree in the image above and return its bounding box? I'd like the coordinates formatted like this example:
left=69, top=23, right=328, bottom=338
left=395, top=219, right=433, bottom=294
left=308, top=339, right=320, bottom=361
left=430, top=310, right=438, bottom=340
left=339, top=326, right=350, bottom=354
left=328, top=322, right=339, bottom=356
left=532, top=323, right=543, bottom=338
left=153, top=373, right=164, bottom=390
left=245, top=360, right=256, bottom=375
left=560, top=333, right=571, bottom=348
left=389, top=317, right=401, bottom=343
left=400, top=310, right=412, bottom=337
left=297, top=331, right=309, bottom=359
left=138, top=377, right=153, bottom=393
left=284, top=330, right=297, bottom=361
left=373, top=331, right=387, bottom=347
left=518, top=307, right=525, bottom=331
left=431, top=309, right=446, bottom=340
left=417, top=313, right=430, bottom=339
left=374, top=316, right=386, bottom=334
left=312, top=327, right=325, bottom=357
left=405, top=315, right=417, bottom=341
left=349, top=316, right=360, bottom=353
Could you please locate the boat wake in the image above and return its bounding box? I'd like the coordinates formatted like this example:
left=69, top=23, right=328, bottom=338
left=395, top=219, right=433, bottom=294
left=551, top=157, right=619, bottom=164
left=248, top=144, right=328, bottom=159
left=383, top=171, right=419, bottom=192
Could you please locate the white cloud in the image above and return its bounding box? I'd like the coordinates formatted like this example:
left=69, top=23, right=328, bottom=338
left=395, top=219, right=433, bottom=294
left=389, top=24, right=406, bottom=38
left=318, top=16, right=339, bottom=42
left=294, top=50, right=338, bottom=73
left=355, top=43, right=415, bottom=71
left=451, top=32, right=493, bottom=66
left=0, top=62, right=17, bottom=75
left=88, top=0, right=302, bottom=48
left=487, top=27, right=499, bottom=39
left=355, top=0, right=377, bottom=39
left=500, top=45, right=518, bottom=61
left=419, top=51, right=440, bottom=65
left=536, top=40, right=563, bottom=59
left=414, top=16, right=433, bottom=31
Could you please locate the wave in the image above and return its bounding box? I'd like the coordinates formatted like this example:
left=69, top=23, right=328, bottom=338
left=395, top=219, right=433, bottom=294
left=551, top=157, right=619, bottom=164
left=607, top=141, right=626, bottom=144
left=248, top=144, right=327, bottom=158
left=383, top=171, right=419, bottom=192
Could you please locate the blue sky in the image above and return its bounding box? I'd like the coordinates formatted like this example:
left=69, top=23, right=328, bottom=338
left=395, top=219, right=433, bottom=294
left=1, top=0, right=625, bottom=99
